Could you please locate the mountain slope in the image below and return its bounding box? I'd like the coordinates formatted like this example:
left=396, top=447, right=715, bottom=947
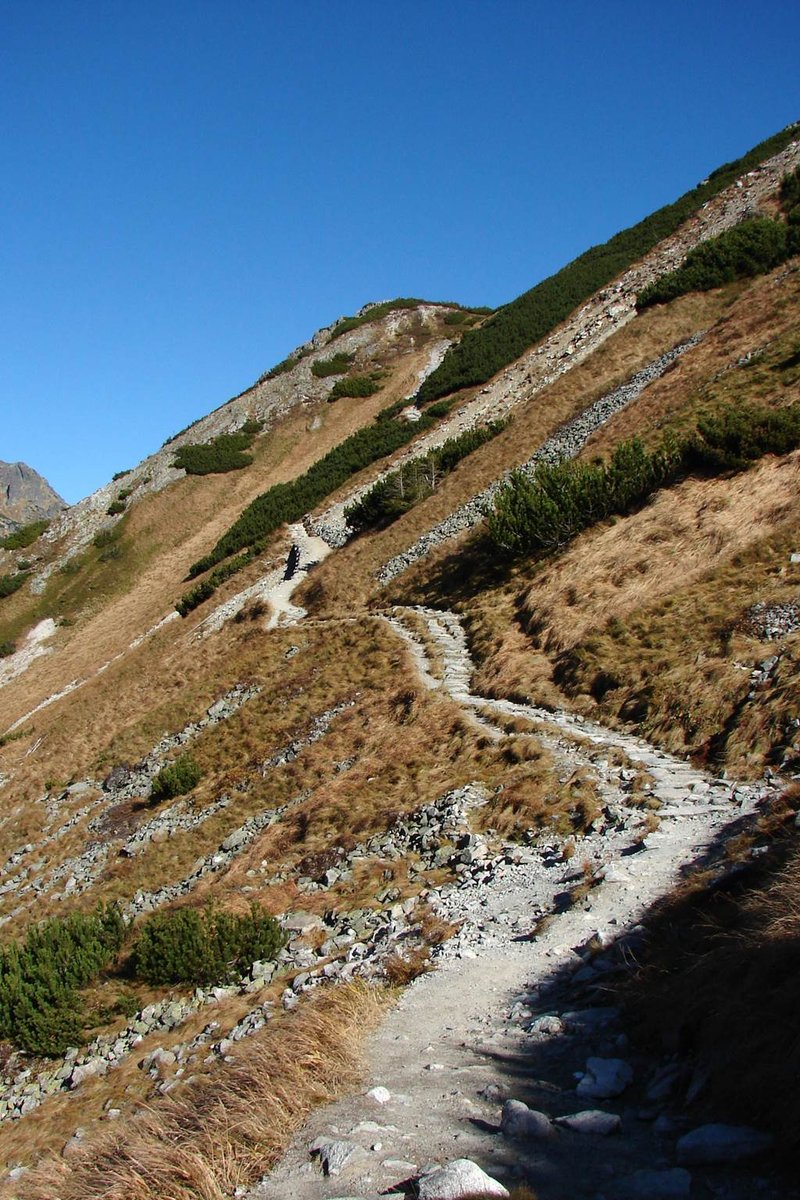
left=0, top=125, right=799, bottom=1198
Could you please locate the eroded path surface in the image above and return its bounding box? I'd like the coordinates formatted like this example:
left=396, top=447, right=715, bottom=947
left=247, top=606, right=791, bottom=1200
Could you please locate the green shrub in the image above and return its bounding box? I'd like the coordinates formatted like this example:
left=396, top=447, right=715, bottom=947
left=173, top=422, right=262, bottom=476
left=0, top=520, right=49, bottom=551
left=0, top=571, right=30, bottom=599
left=107, top=500, right=126, bottom=516
left=93, top=528, right=118, bottom=549
left=418, top=124, right=800, bottom=405
left=311, top=351, right=355, bottom=378
left=0, top=640, right=16, bottom=657
left=0, top=904, right=126, bottom=1055
left=112, top=468, right=132, bottom=481
left=486, top=405, right=800, bottom=561
left=130, top=903, right=285, bottom=986
left=328, top=374, right=382, bottom=401
left=684, top=404, right=800, bottom=472
left=637, top=218, right=790, bottom=309
left=346, top=421, right=506, bottom=532
left=328, top=298, right=427, bottom=341
left=150, top=754, right=203, bottom=802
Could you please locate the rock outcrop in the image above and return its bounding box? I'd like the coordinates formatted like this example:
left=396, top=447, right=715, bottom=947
left=0, top=460, right=66, bottom=536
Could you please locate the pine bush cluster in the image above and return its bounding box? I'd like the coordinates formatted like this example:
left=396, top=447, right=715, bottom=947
left=487, top=405, right=800, bottom=561
left=173, top=421, right=262, bottom=476
left=150, top=754, right=203, bottom=802
left=0, top=520, right=48, bottom=551
left=417, top=125, right=799, bottom=406
left=310, top=351, right=355, bottom=378
left=346, top=421, right=506, bottom=532
left=0, top=571, right=30, bottom=600
left=0, top=904, right=126, bottom=1055
left=130, top=903, right=285, bottom=985
left=176, top=402, right=454, bottom=614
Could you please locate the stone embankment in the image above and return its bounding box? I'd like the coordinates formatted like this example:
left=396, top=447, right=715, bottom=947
left=310, top=138, right=800, bottom=559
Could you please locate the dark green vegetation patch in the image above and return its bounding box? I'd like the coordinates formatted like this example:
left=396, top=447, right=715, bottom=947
left=328, top=373, right=383, bottom=401
left=130, top=903, right=285, bottom=986
left=0, top=571, right=30, bottom=600
left=150, top=754, right=203, bottom=802
left=0, top=904, right=125, bottom=1055
left=0, top=520, right=49, bottom=552
left=177, top=403, right=457, bottom=614
left=487, top=405, right=800, bottom=560
left=346, top=421, right=507, bottom=533
left=310, top=351, right=355, bottom=378
left=173, top=420, right=263, bottom=476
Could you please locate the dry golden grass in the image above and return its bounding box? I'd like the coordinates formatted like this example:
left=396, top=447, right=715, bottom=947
left=463, top=451, right=800, bottom=775
left=9, top=982, right=389, bottom=1200
left=585, top=263, right=800, bottom=460
left=621, top=784, right=800, bottom=1152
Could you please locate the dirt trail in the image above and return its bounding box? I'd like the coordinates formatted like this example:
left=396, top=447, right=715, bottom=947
left=247, top=605, right=787, bottom=1200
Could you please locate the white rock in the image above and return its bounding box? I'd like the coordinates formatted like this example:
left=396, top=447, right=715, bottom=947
left=367, top=1085, right=391, bottom=1104
left=576, top=1056, right=633, bottom=1099
left=555, top=1109, right=621, bottom=1135
left=418, top=1158, right=509, bottom=1198
left=500, top=1098, right=555, bottom=1140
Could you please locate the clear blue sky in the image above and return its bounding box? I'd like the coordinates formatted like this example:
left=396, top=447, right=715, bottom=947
left=2, top=1, right=798, bottom=504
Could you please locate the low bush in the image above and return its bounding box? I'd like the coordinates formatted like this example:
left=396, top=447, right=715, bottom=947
left=106, top=500, right=126, bottom=516
left=311, top=351, right=355, bottom=378
left=0, top=520, right=48, bottom=551
left=150, top=754, right=203, bottom=802
left=346, top=421, right=506, bottom=532
left=486, top=404, right=800, bottom=561
left=258, top=349, right=310, bottom=381
left=0, top=640, right=15, bottom=657
left=173, top=421, right=262, bottom=476
left=329, top=374, right=382, bottom=401
left=0, top=904, right=126, bottom=1055
left=0, top=571, right=30, bottom=599
left=130, top=902, right=285, bottom=985
left=637, top=217, right=791, bottom=309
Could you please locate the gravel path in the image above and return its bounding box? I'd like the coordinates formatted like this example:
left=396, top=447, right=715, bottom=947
left=246, top=605, right=789, bottom=1200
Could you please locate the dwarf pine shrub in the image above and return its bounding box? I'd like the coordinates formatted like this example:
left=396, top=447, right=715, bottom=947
left=346, top=421, right=506, bottom=532
left=173, top=421, right=262, bottom=475
left=486, top=406, right=800, bottom=561
left=310, top=351, right=355, bottom=377
left=150, top=754, right=203, bottom=802
left=0, top=904, right=126, bottom=1055
left=0, top=571, right=30, bottom=600
left=130, top=903, right=285, bottom=985
left=0, top=520, right=49, bottom=551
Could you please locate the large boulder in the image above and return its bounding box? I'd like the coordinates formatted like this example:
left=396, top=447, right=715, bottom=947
left=418, top=1158, right=509, bottom=1198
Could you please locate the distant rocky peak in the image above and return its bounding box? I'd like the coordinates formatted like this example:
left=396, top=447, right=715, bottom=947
left=0, top=460, right=67, bottom=536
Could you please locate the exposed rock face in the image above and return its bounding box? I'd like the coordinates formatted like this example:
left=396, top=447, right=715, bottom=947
left=0, top=460, right=66, bottom=536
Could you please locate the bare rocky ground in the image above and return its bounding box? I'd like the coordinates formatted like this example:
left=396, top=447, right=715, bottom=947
left=245, top=606, right=795, bottom=1200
